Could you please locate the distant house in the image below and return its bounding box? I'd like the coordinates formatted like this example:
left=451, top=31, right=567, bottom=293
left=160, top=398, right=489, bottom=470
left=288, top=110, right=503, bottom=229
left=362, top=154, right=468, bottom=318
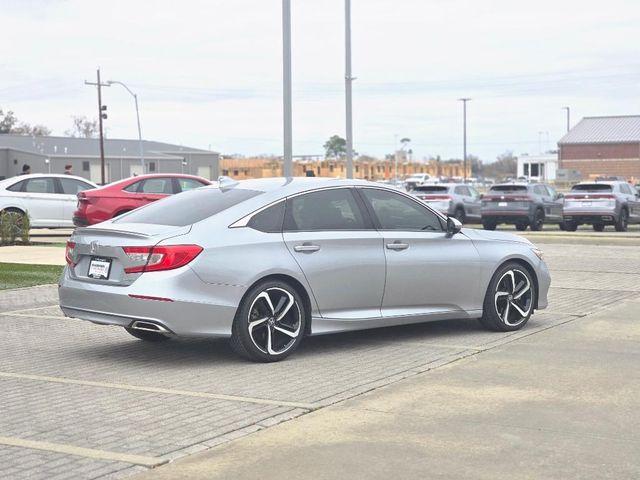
left=0, top=134, right=219, bottom=183
left=558, top=115, right=640, bottom=181
left=517, top=153, right=558, bottom=182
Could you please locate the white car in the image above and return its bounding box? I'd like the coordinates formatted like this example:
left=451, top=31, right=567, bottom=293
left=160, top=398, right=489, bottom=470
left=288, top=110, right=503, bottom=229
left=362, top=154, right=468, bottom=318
left=404, top=173, right=433, bottom=190
left=0, top=174, right=97, bottom=228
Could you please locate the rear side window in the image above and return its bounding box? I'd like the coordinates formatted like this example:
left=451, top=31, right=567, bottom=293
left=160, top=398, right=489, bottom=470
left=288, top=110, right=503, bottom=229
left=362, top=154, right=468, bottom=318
left=123, top=181, right=141, bottom=193
left=248, top=201, right=285, bottom=233
left=490, top=185, right=528, bottom=193
left=115, top=188, right=262, bottom=226
left=60, top=178, right=94, bottom=195
left=571, top=184, right=612, bottom=193
left=415, top=186, right=448, bottom=193
left=284, top=188, right=366, bottom=231
left=140, top=178, right=174, bottom=194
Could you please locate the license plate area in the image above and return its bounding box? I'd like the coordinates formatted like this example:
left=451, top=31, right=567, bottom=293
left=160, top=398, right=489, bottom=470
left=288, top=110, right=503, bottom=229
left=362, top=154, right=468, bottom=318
left=88, top=257, right=112, bottom=280
left=582, top=201, right=592, bottom=206
left=498, top=202, right=508, bottom=207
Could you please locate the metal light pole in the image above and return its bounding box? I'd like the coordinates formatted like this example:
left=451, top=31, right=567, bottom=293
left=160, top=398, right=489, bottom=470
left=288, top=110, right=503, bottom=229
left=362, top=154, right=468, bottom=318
left=458, top=98, right=471, bottom=182
left=562, top=106, right=570, bottom=133
left=108, top=80, right=145, bottom=173
left=282, top=0, right=293, bottom=177
left=345, top=0, right=354, bottom=179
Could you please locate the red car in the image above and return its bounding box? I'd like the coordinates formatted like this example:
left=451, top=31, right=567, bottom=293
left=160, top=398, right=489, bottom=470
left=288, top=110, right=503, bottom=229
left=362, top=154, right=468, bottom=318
left=73, top=174, right=212, bottom=226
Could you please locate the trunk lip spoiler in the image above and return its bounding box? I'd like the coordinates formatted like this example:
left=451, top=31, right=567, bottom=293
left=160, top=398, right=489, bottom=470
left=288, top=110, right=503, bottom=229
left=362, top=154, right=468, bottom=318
left=74, top=227, right=151, bottom=238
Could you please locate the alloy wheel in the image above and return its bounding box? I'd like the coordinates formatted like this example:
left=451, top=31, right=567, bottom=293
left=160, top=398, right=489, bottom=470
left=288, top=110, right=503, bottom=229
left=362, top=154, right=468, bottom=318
left=247, top=287, right=302, bottom=355
left=494, top=269, right=533, bottom=326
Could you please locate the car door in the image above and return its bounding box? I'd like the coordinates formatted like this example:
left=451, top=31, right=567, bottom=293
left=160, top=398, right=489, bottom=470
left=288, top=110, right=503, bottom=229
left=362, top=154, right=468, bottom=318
left=358, top=187, right=483, bottom=317
left=282, top=187, right=386, bottom=320
left=466, top=186, right=482, bottom=221
left=620, top=183, right=640, bottom=222
left=543, top=185, right=563, bottom=222
left=58, top=178, right=95, bottom=227
left=20, top=177, right=65, bottom=227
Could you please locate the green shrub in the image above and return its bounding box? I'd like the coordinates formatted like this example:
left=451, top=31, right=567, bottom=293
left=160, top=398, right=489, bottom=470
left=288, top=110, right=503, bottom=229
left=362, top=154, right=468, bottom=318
left=0, top=210, right=30, bottom=246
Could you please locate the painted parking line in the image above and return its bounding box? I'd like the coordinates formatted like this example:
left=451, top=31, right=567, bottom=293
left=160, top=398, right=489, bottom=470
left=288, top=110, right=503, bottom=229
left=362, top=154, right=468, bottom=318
left=0, top=371, right=317, bottom=410
left=0, top=436, right=167, bottom=467
left=2, top=313, right=65, bottom=320
left=0, top=304, right=60, bottom=316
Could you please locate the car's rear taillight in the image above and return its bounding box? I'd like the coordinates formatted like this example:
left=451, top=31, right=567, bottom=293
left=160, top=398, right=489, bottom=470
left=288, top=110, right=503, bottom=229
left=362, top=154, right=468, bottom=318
left=426, top=195, right=452, bottom=201
left=123, top=245, right=203, bottom=273
left=65, top=241, right=76, bottom=267
left=566, top=193, right=615, bottom=200
left=77, top=192, right=91, bottom=203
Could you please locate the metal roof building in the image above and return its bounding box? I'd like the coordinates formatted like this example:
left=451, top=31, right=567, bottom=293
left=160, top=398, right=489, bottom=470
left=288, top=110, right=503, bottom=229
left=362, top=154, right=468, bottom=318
left=558, top=115, right=640, bottom=181
left=0, top=134, right=219, bottom=184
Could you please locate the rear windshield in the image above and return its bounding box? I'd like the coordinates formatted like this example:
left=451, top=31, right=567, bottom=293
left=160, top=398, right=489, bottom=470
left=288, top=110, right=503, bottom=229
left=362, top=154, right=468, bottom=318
left=489, top=185, right=528, bottom=193
left=114, top=187, right=262, bottom=226
left=571, top=184, right=613, bottom=192
left=414, top=186, right=448, bottom=193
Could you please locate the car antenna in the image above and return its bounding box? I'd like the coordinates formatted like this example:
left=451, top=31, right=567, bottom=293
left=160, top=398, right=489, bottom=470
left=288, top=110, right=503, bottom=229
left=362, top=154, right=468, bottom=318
left=218, top=176, right=239, bottom=191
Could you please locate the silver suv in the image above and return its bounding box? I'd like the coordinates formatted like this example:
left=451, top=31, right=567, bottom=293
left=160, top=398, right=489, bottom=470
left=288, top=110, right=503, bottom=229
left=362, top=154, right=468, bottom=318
left=563, top=181, right=640, bottom=232
left=411, top=183, right=481, bottom=223
left=481, top=183, right=564, bottom=231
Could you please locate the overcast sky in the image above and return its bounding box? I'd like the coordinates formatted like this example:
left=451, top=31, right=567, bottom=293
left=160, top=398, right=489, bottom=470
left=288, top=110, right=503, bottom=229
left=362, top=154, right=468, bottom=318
left=1, top=0, right=639, bottom=162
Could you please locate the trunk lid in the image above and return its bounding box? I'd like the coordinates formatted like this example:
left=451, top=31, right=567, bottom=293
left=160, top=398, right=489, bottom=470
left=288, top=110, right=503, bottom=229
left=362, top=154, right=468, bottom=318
left=67, top=223, right=191, bottom=286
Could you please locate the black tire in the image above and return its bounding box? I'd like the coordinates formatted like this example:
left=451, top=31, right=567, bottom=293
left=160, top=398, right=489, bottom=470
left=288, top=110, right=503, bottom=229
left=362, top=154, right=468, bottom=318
left=530, top=209, right=544, bottom=231
left=124, top=327, right=171, bottom=342
left=592, top=223, right=605, bottom=232
left=479, top=262, right=536, bottom=332
left=230, top=280, right=306, bottom=362
left=453, top=207, right=466, bottom=224
left=615, top=208, right=629, bottom=232
left=482, top=219, right=497, bottom=231
left=564, top=220, right=578, bottom=232
left=558, top=222, right=566, bottom=231
left=515, top=221, right=528, bottom=231
left=1, top=208, right=26, bottom=226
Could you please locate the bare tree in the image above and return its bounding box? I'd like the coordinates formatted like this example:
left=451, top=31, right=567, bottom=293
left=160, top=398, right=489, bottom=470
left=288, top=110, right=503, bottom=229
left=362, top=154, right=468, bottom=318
left=65, top=116, right=99, bottom=138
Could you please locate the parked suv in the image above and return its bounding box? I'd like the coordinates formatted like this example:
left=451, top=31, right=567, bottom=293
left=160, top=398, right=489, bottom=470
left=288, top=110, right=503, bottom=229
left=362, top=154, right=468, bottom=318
left=411, top=183, right=481, bottom=223
left=481, top=183, right=564, bottom=231
left=563, top=181, right=640, bottom=232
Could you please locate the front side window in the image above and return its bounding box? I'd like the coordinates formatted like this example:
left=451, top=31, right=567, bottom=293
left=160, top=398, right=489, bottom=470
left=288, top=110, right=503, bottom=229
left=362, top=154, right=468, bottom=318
left=284, top=188, right=366, bottom=231
left=177, top=178, right=208, bottom=192
left=533, top=185, right=547, bottom=196
left=24, top=178, right=56, bottom=194
left=360, top=188, right=443, bottom=232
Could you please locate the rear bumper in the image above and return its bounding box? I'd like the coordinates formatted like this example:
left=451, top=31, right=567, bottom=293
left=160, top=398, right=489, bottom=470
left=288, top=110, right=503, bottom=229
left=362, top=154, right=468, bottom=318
left=563, top=210, right=617, bottom=224
left=482, top=210, right=531, bottom=223
left=58, top=266, right=243, bottom=337
left=536, top=260, right=551, bottom=310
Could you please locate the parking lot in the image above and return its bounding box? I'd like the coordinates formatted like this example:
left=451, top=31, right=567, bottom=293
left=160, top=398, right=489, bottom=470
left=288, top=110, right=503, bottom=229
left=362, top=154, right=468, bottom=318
left=1, top=236, right=639, bottom=479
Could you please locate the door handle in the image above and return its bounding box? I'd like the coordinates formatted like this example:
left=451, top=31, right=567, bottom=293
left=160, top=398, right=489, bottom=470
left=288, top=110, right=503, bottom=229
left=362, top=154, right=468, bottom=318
left=386, top=242, right=409, bottom=251
left=294, top=244, right=320, bottom=253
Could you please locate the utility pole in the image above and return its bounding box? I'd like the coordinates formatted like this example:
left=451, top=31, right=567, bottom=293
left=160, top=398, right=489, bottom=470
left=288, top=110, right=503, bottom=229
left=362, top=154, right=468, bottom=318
left=282, top=0, right=293, bottom=177
left=562, top=106, right=570, bottom=133
left=459, top=98, right=471, bottom=182
left=345, top=0, right=354, bottom=179
left=85, top=68, right=110, bottom=184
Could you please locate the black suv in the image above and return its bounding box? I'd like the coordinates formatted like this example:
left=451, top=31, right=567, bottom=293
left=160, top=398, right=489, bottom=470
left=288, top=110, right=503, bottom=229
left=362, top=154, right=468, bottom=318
left=481, top=183, right=564, bottom=231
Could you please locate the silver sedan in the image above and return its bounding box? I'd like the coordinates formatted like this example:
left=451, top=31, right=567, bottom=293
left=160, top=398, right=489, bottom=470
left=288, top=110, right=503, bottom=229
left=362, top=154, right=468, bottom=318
left=59, top=178, right=550, bottom=362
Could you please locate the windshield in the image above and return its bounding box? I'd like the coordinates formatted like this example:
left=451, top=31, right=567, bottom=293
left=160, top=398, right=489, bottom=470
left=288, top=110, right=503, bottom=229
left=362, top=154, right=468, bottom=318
left=414, top=186, right=448, bottom=193
left=489, top=185, right=528, bottom=193
left=571, top=184, right=613, bottom=192
left=114, top=187, right=262, bottom=226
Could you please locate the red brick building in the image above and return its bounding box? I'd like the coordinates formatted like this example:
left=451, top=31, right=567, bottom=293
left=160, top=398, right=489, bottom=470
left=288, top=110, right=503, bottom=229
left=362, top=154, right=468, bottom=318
left=558, top=115, right=640, bottom=181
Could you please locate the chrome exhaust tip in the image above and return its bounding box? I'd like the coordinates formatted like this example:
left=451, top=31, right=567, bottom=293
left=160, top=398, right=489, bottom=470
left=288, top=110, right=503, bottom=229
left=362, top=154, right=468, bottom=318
left=130, top=321, right=171, bottom=334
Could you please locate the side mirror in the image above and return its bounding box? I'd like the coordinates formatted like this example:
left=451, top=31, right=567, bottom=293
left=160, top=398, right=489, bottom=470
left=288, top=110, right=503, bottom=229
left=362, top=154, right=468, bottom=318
left=446, top=216, right=462, bottom=236
left=556, top=193, right=564, bottom=200
left=479, top=193, right=484, bottom=199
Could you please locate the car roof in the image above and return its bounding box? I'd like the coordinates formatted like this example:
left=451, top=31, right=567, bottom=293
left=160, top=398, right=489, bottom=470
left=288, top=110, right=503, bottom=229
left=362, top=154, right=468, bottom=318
left=0, top=173, right=97, bottom=186
left=575, top=180, right=623, bottom=186
left=231, top=176, right=371, bottom=195
left=490, top=182, right=532, bottom=188
left=415, top=183, right=459, bottom=188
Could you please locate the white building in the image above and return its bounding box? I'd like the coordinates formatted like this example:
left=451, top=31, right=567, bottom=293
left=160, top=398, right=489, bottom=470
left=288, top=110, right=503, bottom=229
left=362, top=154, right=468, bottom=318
left=517, top=153, right=558, bottom=182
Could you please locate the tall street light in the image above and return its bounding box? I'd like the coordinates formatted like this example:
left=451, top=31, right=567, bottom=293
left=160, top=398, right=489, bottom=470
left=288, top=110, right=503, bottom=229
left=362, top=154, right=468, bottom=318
left=345, top=0, right=354, bottom=179
left=107, top=80, right=145, bottom=173
left=458, top=98, right=471, bottom=182
left=282, top=0, right=293, bottom=177
left=562, top=106, right=570, bottom=133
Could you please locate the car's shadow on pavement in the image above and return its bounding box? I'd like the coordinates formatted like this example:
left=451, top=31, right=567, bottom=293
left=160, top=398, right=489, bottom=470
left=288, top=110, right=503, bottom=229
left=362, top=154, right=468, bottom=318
left=65, top=317, right=494, bottom=367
